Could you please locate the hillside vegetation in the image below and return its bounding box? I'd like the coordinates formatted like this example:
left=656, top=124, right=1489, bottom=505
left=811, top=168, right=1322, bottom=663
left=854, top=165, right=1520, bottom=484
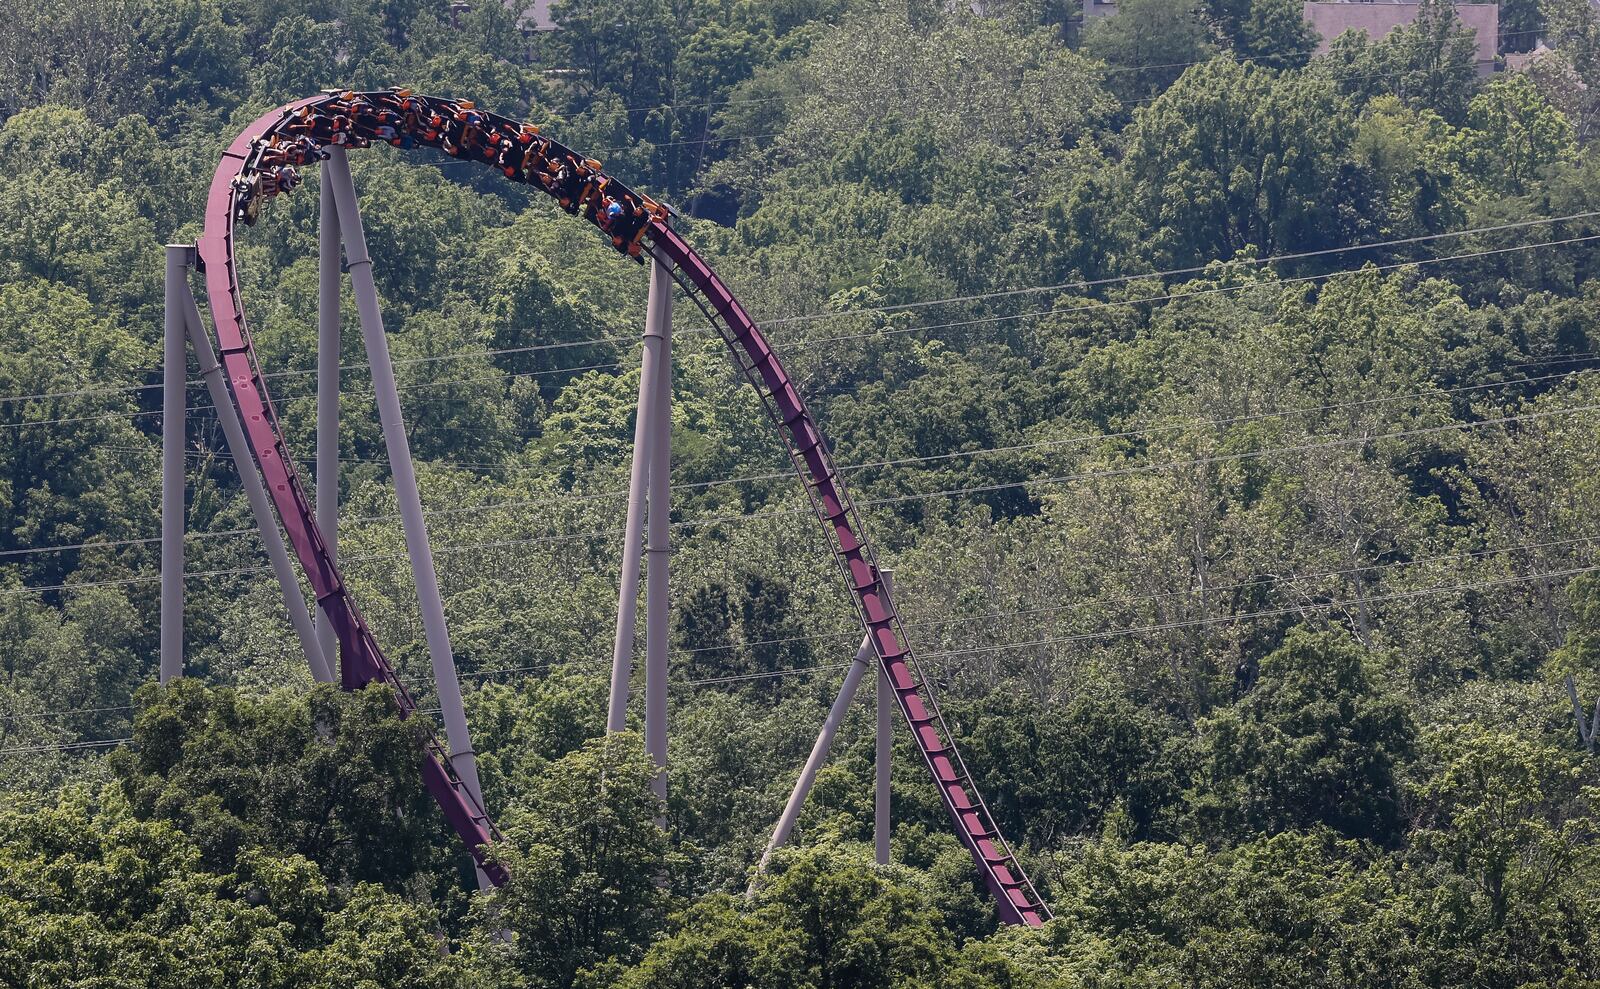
left=2, top=0, right=1600, bottom=985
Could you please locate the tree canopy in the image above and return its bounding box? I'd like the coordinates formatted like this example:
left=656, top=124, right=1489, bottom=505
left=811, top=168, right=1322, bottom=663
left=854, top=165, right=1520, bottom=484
left=1, top=0, right=1599, bottom=984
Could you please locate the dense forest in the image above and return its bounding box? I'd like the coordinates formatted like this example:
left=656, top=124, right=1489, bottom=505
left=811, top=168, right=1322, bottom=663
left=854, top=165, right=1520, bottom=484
left=2, top=0, right=1600, bottom=983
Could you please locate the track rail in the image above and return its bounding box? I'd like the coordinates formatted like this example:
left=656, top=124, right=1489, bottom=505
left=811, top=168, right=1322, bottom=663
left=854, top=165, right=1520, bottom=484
left=199, top=90, right=1048, bottom=924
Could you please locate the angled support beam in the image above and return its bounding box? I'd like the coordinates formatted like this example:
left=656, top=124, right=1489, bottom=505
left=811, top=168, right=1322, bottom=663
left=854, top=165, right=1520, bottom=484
left=161, top=246, right=189, bottom=683
left=322, top=149, right=488, bottom=891
left=315, top=175, right=342, bottom=670
left=755, top=570, right=894, bottom=880
left=177, top=254, right=333, bottom=684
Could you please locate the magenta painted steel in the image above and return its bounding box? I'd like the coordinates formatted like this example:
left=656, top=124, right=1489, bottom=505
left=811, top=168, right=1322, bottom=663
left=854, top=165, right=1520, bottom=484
left=198, top=97, right=506, bottom=887
left=198, top=91, right=1047, bottom=924
left=650, top=227, right=1049, bottom=926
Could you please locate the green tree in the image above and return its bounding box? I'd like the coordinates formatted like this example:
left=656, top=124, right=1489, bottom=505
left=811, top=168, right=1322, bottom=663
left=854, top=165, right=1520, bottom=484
left=0, top=786, right=460, bottom=987
left=111, top=680, right=444, bottom=886
left=1237, top=0, right=1319, bottom=63
left=1349, top=95, right=1466, bottom=239
left=1408, top=725, right=1600, bottom=971
left=959, top=693, right=1186, bottom=846
left=1499, top=0, right=1543, bottom=53
left=1191, top=629, right=1415, bottom=843
left=464, top=733, right=676, bottom=989
left=1082, top=0, right=1214, bottom=101
left=619, top=845, right=959, bottom=989
left=252, top=15, right=343, bottom=104
left=1538, top=0, right=1600, bottom=142
left=128, top=0, right=247, bottom=132
left=1450, top=73, right=1577, bottom=195
left=547, top=0, right=678, bottom=110
left=1122, top=58, right=1366, bottom=265
left=1389, top=0, right=1485, bottom=122
left=0, top=279, right=152, bottom=588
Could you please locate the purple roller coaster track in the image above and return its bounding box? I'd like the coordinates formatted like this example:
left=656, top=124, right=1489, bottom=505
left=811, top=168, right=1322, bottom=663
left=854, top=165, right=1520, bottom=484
left=193, top=90, right=1050, bottom=926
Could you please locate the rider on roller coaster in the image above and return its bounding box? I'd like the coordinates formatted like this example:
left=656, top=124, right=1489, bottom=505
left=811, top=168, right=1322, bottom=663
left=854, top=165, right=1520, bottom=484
left=231, top=89, right=669, bottom=262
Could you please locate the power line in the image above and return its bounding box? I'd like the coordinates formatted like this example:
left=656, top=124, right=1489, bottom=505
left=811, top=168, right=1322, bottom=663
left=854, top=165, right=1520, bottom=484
left=0, top=221, right=1588, bottom=435
left=16, top=525, right=1598, bottom=725
left=757, top=233, right=1600, bottom=357
left=0, top=355, right=626, bottom=437
left=316, top=351, right=1588, bottom=499
left=573, top=48, right=1560, bottom=164
left=0, top=737, right=130, bottom=756
left=380, top=395, right=1600, bottom=544
left=16, top=348, right=1594, bottom=563
left=543, top=29, right=1548, bottom=120
left=359, top=401, right=1600, bottom=564
left=757, top=210, right=1600, bottom=329
left=46, top=219, right=1596, bottom=470
left=3, top=388, right=1597, bottom=582
left=440, top=531, right=1600, bottom=685
left=0, top=334, right=638, bottom=411
left=0, top=702, right=136, bottom=724
left=859, top=399, right=1600, bottom=509
left=676, top=531, right=1600, bottom=658
left=12, top=552, right=1593, bottom=739
left=2, top=207, right=1594, bottom=412
left=672, top=663, right=856, bottom=687
left=546, top=57, right=1543, bottom=156
left=919, top=564, right=1600, bottom=662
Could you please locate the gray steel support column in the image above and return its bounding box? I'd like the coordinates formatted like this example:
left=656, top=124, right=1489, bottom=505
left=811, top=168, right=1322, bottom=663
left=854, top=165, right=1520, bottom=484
left=755, top=571, right=893, bottom=878
left=875, top=569, right=896, bottom=864
left=876, top=667, right=892, bottom=865
left=607, top=261, right=673, bottom=733
left=314, top=176, right=342, bottom=677
left=1566, top=674, right=1598, bottom=751
left=323, top=151, right=487, bottom=883
left=161, top=246, right=189, bottom=683
left=644, top=258, right=673, bottom=805
left=178, top=268, right=332, bottom=684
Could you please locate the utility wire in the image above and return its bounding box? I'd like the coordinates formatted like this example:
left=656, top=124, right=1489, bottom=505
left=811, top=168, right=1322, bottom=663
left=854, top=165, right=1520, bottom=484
left=674, top=531, right=1600, bottom=658
left=757, top=210, right=1600, bottom=329
left=12, top=525, right=1599, bottom=725
left=551, top=59, right=1550, bottom=156
left=553, top=28, right=1547, bottom=120
left=11, top=554, right=1593, bottom=741
left=3, top=207, right=1594, bottom=411
left=425, top=532, right=1600, bottom=684
left=21, top=217, right=1590, bottom=447
left=12, top=348, right=1594, bottom=562
left=4, top=379, right=1597, bottom=571
left=0, top=737, right=131, bottom=756
left=919, top=564, right=1600, bottom=662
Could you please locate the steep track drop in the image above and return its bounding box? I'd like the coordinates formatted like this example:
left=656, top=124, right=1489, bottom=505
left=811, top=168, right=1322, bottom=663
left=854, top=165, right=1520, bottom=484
left=197, top=91, right=1049, bottom=925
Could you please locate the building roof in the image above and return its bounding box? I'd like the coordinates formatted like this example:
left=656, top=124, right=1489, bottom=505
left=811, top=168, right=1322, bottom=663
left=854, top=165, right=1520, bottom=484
left=1302, top=2, right=1499, bottom=66
left=513, top=0, right=557, bottom=31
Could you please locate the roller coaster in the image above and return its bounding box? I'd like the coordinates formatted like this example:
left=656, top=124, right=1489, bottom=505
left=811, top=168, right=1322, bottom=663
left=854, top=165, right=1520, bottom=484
left=184, top=89, right=1049, bottom=926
